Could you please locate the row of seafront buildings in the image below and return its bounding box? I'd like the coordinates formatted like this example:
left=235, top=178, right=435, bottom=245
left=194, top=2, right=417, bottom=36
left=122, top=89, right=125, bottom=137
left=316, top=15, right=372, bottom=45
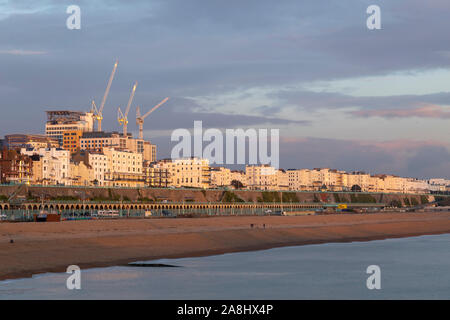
left=245, top=166, right=449, bottom=194
left=0, top=111, right=449, bottom=194
left=1, top=144, right=448, bottom=193
left=0, top=111, right=155, bottom=187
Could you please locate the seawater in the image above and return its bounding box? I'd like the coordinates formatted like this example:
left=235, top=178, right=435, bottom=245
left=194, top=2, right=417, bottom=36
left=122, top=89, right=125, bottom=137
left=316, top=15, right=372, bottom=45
left=1, top=234, right=449, bottom=299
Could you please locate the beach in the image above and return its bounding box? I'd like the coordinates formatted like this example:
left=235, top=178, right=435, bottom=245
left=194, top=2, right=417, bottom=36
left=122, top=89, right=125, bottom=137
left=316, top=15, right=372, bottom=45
left=1, top=212, right=450, bottom=281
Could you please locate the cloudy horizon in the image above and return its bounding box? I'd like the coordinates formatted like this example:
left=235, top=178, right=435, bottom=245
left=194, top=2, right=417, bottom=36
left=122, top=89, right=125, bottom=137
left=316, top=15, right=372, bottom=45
left=1, top=0, right=449, bottom=179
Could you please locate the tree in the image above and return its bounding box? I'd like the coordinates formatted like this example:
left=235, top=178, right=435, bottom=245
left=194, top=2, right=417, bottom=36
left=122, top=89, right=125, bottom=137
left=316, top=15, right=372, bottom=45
left=231, top=180, right=244, bottom=190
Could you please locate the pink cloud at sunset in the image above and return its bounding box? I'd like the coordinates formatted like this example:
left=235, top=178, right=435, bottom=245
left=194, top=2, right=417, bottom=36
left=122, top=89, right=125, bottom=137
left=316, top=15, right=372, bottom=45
left=350, top=105, right=450, bottom=119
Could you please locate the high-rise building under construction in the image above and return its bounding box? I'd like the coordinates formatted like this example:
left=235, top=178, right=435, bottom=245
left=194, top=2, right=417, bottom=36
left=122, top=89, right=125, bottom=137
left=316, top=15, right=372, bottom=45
left=45, top=111, right=94, bottom=146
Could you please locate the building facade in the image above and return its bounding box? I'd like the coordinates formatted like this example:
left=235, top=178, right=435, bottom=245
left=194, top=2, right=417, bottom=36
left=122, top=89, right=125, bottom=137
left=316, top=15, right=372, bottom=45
left=62, top=130, right=83, bottom=153
left=153, top=158, right=211, bottom=189
left=4, top=134, right=59, bottom=150
left=210, top=167, right=232, bottom=187
left=21, top=148, right=71, bottom=185
left=103, top=147, right=144, bottom=187
left=88, top=152, right=108, bottom=186
left=246, top=165, right=278, bottom=190
left=0, top=149, right=33, bottom=184
left=80, top=131, right=156, bottom=162
left=45, top=111, right=94, bottom=146
left=144, top=161, right=171, bottom=188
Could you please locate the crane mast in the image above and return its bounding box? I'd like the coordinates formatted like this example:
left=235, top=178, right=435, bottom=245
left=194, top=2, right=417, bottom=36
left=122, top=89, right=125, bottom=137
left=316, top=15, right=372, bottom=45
left=95, top=60, right=118, bottom=132
left=136, top=97, right=169, bottom=139
left=118, top=81, right=138, bottom=136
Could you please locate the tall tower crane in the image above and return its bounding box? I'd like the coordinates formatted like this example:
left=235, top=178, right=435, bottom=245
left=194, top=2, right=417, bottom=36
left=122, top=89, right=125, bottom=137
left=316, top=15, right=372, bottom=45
left=118, top=81, right=138, bottom=136
left=92, top=60, right=118, bottom=131
left=136, top=97, right=169, bottom=139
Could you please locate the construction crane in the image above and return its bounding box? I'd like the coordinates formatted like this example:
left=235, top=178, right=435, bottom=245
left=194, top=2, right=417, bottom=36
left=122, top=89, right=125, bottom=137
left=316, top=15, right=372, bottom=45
left=92, top=60, right=118, bottom=132
left=136, top=97, right=169, bottom=139
left=90, top=100, right=97, bottom=114
left=118, top=81, right=138, bottom=136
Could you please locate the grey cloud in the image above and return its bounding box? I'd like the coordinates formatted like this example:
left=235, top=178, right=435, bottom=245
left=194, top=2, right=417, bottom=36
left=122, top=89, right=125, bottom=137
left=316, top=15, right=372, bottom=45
left=273, top=90, right=450, bottom=115
left=252, top=105, right=283, bottom=116
left=150, top=135, right=450, bottom=179
left=134, top=97, right=309, bottom=132
left=279, top=137, right=450, bottom=179
left=406, top=146, right=450, bottom=178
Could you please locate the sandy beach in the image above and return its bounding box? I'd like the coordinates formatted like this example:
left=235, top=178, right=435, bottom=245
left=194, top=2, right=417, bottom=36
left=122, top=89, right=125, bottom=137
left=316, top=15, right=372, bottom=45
left=1, top=212, right=450, bottom=281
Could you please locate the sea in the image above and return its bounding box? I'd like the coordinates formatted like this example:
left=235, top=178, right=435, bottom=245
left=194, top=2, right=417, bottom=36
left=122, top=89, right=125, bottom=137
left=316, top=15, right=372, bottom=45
left=0, top=234, right=449, bottom=300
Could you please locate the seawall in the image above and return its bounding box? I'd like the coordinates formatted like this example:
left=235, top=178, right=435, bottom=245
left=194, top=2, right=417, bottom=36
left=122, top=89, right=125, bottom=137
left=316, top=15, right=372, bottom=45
left=0, top=185, right=437, bottom=207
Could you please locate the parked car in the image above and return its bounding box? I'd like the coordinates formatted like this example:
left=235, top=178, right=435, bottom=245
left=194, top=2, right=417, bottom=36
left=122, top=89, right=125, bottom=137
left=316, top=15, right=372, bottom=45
left=272, top=210, right=285, bottom=216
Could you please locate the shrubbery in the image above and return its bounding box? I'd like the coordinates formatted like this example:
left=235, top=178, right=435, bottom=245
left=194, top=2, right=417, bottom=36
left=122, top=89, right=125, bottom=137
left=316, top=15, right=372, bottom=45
left=282, top=192, right=299, bottom=203
left=222, top=191, right=244, bottom=203
left=333, top=193, right=341, bottom=203
left=257, top=192, right=281, bottom=203
left=390, top=200, right=402, bottom=208
left=420, top=195, right=429, bottom=204
left=350, top=194, right=377, bottom=203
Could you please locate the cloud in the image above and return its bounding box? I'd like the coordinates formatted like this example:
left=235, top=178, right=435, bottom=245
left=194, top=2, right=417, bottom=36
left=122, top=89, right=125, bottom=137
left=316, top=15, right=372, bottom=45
left=135, top=97, right=309, bottom=133
left=406, top=145, right=450, bottom=178
left=252, top=105, right=283, bottom=116
left=271, top=89, right=450, bottom=126
left=279, top=137, right=450, bottom=179
left=350, top=104, right=450, bottom=119
left=0, top=49, right=47, bottom=55
left=151, top=134, right=450, bottom=179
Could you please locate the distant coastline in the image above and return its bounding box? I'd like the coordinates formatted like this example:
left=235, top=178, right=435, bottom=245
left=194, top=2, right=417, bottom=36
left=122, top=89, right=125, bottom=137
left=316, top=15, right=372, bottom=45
left=1, top=212, right=450, bottom=281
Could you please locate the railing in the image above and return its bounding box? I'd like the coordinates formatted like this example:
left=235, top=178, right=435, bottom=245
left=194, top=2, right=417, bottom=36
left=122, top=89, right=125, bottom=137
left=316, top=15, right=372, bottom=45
left=8, top=201, right=387, bottom=207
left=0, top=206, right=306, bottom=222
left=0, top=201, right=390, bottom=222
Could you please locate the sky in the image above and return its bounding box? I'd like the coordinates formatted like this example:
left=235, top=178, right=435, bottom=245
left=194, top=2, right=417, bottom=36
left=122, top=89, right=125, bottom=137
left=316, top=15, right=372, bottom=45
left=1, top=0, right=449, bottom=178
